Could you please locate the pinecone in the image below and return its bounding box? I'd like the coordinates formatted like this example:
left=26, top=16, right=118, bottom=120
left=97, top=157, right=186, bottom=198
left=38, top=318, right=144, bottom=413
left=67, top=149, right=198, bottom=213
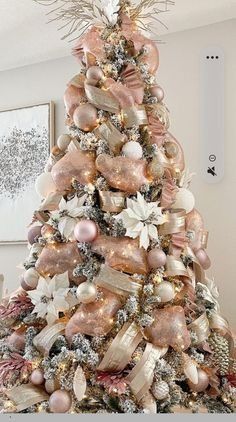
left=208, top=332, right=230, bottom=376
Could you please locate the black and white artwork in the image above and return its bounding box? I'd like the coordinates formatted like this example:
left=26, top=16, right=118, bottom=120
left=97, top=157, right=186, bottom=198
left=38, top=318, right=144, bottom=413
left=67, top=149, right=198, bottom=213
left=0, top=103, right=54, bottom=243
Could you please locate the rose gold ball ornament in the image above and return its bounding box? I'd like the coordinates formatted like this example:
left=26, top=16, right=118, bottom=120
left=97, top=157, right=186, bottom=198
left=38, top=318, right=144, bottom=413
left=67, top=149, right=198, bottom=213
left=76, top=281, right=97, bottom=304
left=21, top=268, right=40, bottom=291
left=188, top=369, right=209, bottom=392
left=152, top=381, right=169, bottom=400
left=86, top=66, right=104, bottom=83
left=165, top=141, right=179, bottom=159
left=147, top=158, right=164, bottom=180
left=147, top=248, right=167, bottom=269
left=57, top=134, right=71, bottom=151
left=122, top=141, right=143, bottom=160
left=27, top=225, right=42, bottom=245
left=73, top=104, right=98, bottom=132
left=172, top=188, right=195, bottom=214
left=155, top=281, right=175, bottom=303
left=49, top=390, right=72, bottom=413
left=30, top=369, right=44, bottom=386
left=150, top=85, right=164, bottom=102
left=74, top=220, right=98, bottom=243
left=35, top=172, right=57, bottom=199
left=138, top=39, right=159, bottom=74
left=195, top=249, right=211, bottom=270
left=7, top=327, right=26, bottom=352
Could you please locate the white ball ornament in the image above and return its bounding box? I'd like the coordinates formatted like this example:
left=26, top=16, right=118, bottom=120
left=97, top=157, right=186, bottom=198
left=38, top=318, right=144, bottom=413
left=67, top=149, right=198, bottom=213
left=22, top=268, right=40, bottom=290
left=155, top=281, right=175, bottom=303
left=76, top=282, right=97, bottom=304
left=122, top=141, right=143, bottom=160
left=35, top=172, right=56, bottom=198
left=172, top=188, right=195, bottom=214
left=152, top=381, right=169, bottom=400
left=57, top=134, right=71, bottom=151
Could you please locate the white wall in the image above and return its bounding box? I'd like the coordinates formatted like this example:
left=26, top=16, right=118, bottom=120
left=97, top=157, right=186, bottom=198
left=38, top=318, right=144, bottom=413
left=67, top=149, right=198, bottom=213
left=0, top=19, right=235, bottom=326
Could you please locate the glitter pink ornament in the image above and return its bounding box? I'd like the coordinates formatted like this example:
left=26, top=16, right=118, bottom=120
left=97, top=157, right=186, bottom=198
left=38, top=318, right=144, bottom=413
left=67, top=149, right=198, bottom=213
left=74, top=220, right=98, bottom=243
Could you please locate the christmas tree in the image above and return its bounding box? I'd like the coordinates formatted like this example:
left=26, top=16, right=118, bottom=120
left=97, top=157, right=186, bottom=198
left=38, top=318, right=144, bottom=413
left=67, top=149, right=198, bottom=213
left=0, top=0, right=235, bottom=414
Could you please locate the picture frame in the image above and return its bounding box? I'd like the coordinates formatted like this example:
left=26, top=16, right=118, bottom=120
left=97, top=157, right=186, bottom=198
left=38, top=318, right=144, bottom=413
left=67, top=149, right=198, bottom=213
left=0, top=102, right=55, bottom=244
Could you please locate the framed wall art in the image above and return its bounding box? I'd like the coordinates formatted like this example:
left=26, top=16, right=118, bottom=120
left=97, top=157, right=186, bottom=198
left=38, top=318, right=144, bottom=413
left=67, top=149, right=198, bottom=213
left=0, top=102, right=54, bottom=244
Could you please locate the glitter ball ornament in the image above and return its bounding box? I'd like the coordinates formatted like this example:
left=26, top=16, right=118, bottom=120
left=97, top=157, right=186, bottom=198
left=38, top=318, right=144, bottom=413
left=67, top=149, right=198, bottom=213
left=86, top=66, right=104, bottom=82
left=76, top=281, right=97, bottom=304
left=147, top=248, right=167, bottom=269
left=35, top=172, right=57, bottom=198
left=74, top=220, right=98, bottom=242
left=165, top=141, right=178, bottom=158
left=45, top=378, right=60, bottom=394
left=155, top=281, right=175, bottom=303
left=49, top=390, right=72, bottom=413
left=122, top=141, right=143, bottom=160
left=21, top=268, right=40, bottom=291
left=147, top=159, right=164, bottom=180
left=27, top=225, right=42, bottom=245
left=188, top=368, right=209, bottom=392
left=172, top=188, right=195, bottom=214
left=30, top=369, right=44, bottom=386
left=57, top=134, right=71, bottom=151
left=73, top=104, right=98, bottom=131
left=152, top=381, right=169, bottom=400
left=195, top=249, right=211, bottom=270
left=150, top=85, right=164, bottom=102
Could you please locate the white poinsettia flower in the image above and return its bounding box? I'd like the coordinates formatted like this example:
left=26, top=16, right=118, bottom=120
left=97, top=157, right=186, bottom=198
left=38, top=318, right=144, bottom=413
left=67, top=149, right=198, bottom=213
left=115, top=192, right=166, bottom=250
left=27, top=272, right=71, bottom=325
left=52, top=194, right=87, bottom=240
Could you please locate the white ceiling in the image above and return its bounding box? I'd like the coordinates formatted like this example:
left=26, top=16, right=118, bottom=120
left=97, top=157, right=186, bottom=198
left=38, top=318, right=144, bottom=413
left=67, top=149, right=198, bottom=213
left=1, top=0, right=236, bottom=71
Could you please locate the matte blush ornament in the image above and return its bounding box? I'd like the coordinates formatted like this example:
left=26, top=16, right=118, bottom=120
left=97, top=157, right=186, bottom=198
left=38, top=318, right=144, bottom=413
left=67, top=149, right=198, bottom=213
left=188, top=368, right=209, bottom=392
left=155, top=281, right=175, bottom=303
left=91, top=235, right=148, bottom=275
left=76, top=281, right=97, bottom=304
left=65, top=288, right=123, bottom=342
left=195, top=249, right=211, bottom=270
left=96, top=154, right=149, bottom=193
left=172, top=188, right=195, bottom=214
left=57, top=134, right=71, bottom=151
left=27, top=225, right=42, bottom=245
left=144, top=306, right=191, bottom=351
left=64, top=85, right=85, bottom=118
left=7, top=326, right=26, bottom=352
left=51, top=149, right=96, bottom=191
left=74, top=220, right=98, bottom=243
left=147, top=248, right=167, bottom=269
left=122, top=141, right=143, bottom=160
left=35, top=173, right=57, bottom=199
left=73, top=104, right=98, bottom=132
left=86, top=66, right=104, bottom=82
left=49, top=390, right=72, bottom=413
left=22, top=268, right=40, bottom=291
left=30, top=369, right=44, bottom=386
left=35, top=242, right=85, bottom=284
left=150, top=85, right=165, bottom=102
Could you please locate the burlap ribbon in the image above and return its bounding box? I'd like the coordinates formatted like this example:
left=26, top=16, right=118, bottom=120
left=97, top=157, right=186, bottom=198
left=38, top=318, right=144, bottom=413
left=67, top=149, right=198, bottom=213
left=33, top=322, right=66, bottom=356
left=94, top=264, right=142, bottom=297
left=126, top=343, right=168, bottom=401
left=98, top=322, right=143, bottom=372
left=5, top=384, right=49, bottom=412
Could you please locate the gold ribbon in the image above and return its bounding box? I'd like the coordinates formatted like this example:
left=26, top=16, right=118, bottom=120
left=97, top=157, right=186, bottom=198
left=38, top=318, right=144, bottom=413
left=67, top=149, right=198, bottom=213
left=39, top=191, right=63, bottom=212
left=98, top=322, right=143, bottom=372
left=151, top=149, right=181, bottom=177
left=200, top=230, right=209, bottom=249
left=33, top=322, right=66, bottom=356
left=85, top=84, right=120, bottom=113
left=165, top=255, right=189, bottom=278
left=68, top=73, right=85, bottom=88
left=122, top=105, right=148, bottom=128
left=68, top=138, right=81, bottom=152
left=126, top=343, right=168, bottom=401
left=94, top=264, right=142, bottom=297
left=99, top=190, right=126, bottom=213
left=159, top=209, right=186, bottom=235
left=188, top=312, right=210, bottom=344
left=94, top=121, right=126, bottom=154
left=5, top=384, right=49, bottom=412
left=73, top=365, right=87, bottom=402
left=208, top=311, right=230, bottom=337
left=185, top=246, right=205, bottom=283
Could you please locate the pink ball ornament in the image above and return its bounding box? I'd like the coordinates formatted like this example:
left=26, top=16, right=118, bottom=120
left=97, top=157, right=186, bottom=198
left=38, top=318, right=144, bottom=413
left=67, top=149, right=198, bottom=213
left=86, top=66, right=104, bottom=82
left=74, top=220, right=98, bottom=243
left=27, top=225, right=42, bottom=245
left=150, top=85, right=164, bottom=102
left=188, top=369, right=209, bottom=392
left=49, top=390, right=72, bottom=413
left=195, top=249, right=211, bottom=270
left=30, top=369, right=44, bottom=386
left=147, top=248, right=167, bottom=269
left=73, top=103, right=98, bottom=132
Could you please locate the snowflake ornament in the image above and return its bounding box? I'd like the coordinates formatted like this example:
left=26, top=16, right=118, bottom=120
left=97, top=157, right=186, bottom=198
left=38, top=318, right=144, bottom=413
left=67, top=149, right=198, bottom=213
left=52, top=195, right=87, bottom=240
left=115, top=192, right=166, bottom=250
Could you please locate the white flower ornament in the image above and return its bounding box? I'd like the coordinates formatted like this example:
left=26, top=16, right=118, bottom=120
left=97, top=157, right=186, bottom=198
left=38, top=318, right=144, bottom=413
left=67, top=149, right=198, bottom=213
left=52, top=194, right=87, bottom=240
left=115, top=192, right=166, bottom=250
